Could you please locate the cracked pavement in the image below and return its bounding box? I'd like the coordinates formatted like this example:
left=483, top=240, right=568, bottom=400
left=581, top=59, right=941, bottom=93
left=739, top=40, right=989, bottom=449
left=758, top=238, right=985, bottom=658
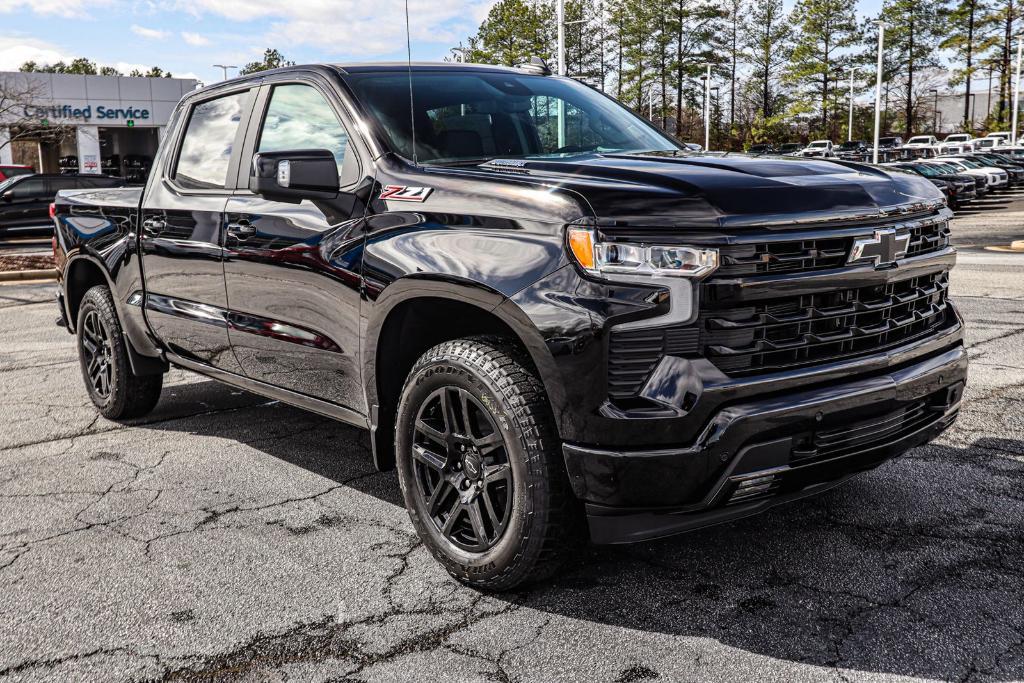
left=0, top=201, right=1022, bottom=682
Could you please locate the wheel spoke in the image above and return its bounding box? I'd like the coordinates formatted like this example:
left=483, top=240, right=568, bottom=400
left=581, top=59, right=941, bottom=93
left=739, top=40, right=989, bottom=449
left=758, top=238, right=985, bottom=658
left=441, top=388, right=460, bottom=436
left=425, top=480, right=452, bottom=516
left=415, top=419, right=447, bottom=447
left=412, top=444, right=447, bottom=472
left=472, top=431, right=503, bottom=456
left=440, top=499, right=462, bottom=536
left=459, top=391, right=474, bottom=437
left=468, top=500, right=489, bottom=546
left=480, top=487, right=502, bottom=529
left=483, top=463, right=511, bottom=486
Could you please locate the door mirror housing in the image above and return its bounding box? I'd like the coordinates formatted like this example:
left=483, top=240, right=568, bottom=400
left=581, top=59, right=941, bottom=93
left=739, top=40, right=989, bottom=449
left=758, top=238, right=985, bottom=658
left=0, top=190, right=13, bottom=202
left=249, top=150, right=339, bottom=203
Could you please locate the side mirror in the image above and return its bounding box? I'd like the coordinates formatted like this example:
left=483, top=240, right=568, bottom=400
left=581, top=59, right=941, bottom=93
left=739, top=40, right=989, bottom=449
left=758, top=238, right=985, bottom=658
left=249, top=149, right=339, bottom=203
left=1, top=190, right=13, bottom=202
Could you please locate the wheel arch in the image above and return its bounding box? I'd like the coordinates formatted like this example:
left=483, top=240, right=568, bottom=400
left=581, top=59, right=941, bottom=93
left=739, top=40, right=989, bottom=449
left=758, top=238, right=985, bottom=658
left=365, top=277, right=563, bottom=472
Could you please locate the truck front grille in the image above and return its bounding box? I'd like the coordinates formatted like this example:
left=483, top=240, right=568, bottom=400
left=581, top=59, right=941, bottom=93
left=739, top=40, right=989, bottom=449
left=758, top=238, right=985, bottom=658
left=701, top=272, right=949, bottom=376
left=716, top=216, right=950, bottom=277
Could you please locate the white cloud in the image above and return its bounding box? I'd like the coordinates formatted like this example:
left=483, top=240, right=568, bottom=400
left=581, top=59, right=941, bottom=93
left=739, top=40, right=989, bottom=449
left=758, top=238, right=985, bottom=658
left=169, top=0, right=492, bottom=56
left=0, top=0, right=111, bottom=18
left=0, top=37, right=73, bottom=71
left=132, top=25, right=172, bottom=40
left=181, top=31, right=210, bottom=46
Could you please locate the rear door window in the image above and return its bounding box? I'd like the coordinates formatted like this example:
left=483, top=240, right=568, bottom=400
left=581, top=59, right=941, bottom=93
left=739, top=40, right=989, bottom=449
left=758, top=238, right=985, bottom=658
left=9, top=178, right=47, bottom=199
left=175, top=90, right=250, bottom=190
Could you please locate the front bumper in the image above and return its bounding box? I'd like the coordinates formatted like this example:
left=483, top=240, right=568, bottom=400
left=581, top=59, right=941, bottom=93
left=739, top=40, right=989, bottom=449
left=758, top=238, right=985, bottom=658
left=566, top=344, right=966, bottom=544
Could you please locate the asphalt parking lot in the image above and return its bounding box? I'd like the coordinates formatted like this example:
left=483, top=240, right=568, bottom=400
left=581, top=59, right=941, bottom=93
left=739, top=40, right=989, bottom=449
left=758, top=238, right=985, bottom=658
left=1, top=193, right=1023, bottom=682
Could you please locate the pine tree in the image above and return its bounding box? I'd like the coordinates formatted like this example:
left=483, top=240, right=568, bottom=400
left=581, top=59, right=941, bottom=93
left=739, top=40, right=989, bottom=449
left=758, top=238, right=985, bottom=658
left=464, top=0, right=552, bottom=66
left=744, top=0, right=793, bottom=122
left=940, top=0, right=996, bottom=128
left=785, top=0, right=859, bottom=138
left=877, top=0, right=944, bottom=134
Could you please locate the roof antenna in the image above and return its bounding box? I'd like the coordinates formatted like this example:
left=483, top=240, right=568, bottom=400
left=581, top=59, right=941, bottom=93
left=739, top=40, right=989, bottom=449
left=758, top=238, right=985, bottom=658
left=404, top=0, right=418, bottom=166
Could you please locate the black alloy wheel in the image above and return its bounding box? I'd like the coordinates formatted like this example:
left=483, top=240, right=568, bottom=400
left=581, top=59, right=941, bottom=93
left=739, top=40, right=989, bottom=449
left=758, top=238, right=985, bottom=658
left=411, top=386, right=513, bottom=552
left=80, top=308, right=114, bottom=400
left=395, top=337, right=580, bottom=590
left=76, top=285, right=163, bottom=420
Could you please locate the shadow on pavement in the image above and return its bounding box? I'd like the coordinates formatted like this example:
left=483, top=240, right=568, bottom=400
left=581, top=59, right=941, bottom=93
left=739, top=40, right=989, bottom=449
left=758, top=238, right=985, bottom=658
left=141, top=380, right=1024, bottom=680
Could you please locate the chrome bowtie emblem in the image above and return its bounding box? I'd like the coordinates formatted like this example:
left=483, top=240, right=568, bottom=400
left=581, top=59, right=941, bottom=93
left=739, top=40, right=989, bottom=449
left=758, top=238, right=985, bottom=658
left=848, top=228, right=910, bottom=267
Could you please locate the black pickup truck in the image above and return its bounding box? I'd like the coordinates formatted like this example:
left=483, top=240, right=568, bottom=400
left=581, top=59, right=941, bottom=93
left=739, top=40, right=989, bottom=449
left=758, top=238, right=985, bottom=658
left=52, top=63, right=967, bottom=590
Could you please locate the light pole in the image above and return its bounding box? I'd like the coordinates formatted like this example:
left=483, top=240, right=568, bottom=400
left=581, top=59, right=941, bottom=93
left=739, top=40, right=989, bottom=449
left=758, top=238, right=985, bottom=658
left=212, top=64, right=236, bottom=81
left=1012, top=38, right=1023, bottom=145
left=930, top=88, right=939, bottom=134
left=703, top=64, right=712, bottom=151
left=872, top=22, right=885, bottom=164
left=711, top=86, right=720, bottom=149
left=970, top=93, right=977, bottom=131
left=848, top=68, right=856, bottom=142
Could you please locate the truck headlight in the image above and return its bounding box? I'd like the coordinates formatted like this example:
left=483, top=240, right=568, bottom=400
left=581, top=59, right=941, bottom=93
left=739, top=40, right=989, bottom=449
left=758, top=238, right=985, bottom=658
left=567, top=227, right=718, bottom=278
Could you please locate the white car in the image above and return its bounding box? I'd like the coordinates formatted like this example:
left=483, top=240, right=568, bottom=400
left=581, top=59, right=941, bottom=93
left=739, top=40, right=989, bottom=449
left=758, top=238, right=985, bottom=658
left=904, top=135, right=938, bottom=150
left=799, top=140, right=835, bottom=157
left=926, top=157, right=1008, bottom=188
left=939, top=134, right=975, bottom=154
left=975, top=135, right=1011, bottom=151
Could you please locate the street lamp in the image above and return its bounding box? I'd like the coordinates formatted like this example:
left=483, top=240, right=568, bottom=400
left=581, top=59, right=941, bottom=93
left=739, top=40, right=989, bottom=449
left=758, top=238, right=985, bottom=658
left=702, top=64, right=712, bottom=151
left=1012, top=37, right=1023, bottom=145
left=848, top=68, right=856, bottom=142
left=969, top=93, right=977, bottom=132
left=930, top=88, right=939, bottom=134
left=710, top=86, right=720, bottom=146
left=872, top=22, right=885, bottom=164
left=212, top=64, right=237, bottom=81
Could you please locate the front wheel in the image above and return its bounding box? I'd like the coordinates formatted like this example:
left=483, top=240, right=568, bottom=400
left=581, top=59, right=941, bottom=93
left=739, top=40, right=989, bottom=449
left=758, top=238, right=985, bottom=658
left=395, top=337, right=580, bottom=591
left=76, top=285, right=163, bottom=420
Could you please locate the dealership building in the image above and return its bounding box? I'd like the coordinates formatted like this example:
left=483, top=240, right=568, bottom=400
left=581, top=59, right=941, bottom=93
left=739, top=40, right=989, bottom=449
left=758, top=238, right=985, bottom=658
left=0, top=72, right=198, bottom=182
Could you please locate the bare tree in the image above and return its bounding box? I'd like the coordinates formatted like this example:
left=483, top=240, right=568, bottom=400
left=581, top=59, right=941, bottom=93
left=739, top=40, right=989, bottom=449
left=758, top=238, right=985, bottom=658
left=0, top=74, right=75, bottom=160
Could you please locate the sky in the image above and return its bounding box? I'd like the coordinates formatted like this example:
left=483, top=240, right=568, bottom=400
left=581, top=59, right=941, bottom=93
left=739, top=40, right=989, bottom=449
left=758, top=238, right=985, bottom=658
left=0, top=0, right=886, bottom=86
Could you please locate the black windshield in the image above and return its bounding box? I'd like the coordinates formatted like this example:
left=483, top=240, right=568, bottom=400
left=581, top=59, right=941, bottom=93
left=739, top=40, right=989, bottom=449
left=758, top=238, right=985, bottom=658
left=346, top=71, right=679, bottom=164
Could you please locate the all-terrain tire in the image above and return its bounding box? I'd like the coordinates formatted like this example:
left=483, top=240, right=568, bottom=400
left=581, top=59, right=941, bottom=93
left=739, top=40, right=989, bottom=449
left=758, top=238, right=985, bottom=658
left=395, top=336, right=581, bottom=591
left=76, top=285, right=163, bottom=420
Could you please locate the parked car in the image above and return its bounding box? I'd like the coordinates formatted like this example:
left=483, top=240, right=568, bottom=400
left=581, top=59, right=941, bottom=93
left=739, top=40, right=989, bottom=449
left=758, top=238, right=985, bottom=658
left=939, top=134, right=975, bottom=154
left=747, top=143, right=775, bottom=154
left=888, top=162, right=976, bottom=208
left=1, top=174, right=122, bottom=236
left=970, top=152, right=1024, bottom=184
left=0, top=165, right=34, bottom=182
left=974, top=137, right=1006, bottom=152
left=799, top=139, right=835, bottom=157
left=777, top=142, right=803, bottom=155
left=52, top=62, right=966, bottom=590
left=904, top=135, right=938, bottom=150
left=926, top=161, right=989, bottom=198
left=836, top=140, right=870, bottom=160
left=983, top=132, right=1011, bottom=146
left=928, top=157, right=1008, bottom=189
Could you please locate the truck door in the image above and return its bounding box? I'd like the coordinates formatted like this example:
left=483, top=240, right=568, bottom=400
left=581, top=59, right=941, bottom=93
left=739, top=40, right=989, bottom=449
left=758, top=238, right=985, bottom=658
left=140, top=86, right=257, bottom=372
left=221, top=78, right=369, bottom=412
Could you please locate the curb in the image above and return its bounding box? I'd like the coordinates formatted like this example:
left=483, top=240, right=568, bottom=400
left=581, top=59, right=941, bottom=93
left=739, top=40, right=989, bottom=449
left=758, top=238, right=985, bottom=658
left=0, top=268, right=57, bottom=282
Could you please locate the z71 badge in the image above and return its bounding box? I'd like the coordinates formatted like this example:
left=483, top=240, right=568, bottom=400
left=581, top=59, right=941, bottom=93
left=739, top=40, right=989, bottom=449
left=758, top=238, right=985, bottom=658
left=379, top=185, right=433, bottom=202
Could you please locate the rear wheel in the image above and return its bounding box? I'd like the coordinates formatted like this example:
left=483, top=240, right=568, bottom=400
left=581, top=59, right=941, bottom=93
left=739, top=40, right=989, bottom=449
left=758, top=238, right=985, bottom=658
left=395, top=337, right=580, bottom=590
left=77, top=285, right=162, bottom=420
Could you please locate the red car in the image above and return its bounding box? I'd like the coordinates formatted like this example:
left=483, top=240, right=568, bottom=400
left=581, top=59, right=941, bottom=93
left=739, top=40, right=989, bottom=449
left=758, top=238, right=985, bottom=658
left=0, top=165, right=34, bottom=182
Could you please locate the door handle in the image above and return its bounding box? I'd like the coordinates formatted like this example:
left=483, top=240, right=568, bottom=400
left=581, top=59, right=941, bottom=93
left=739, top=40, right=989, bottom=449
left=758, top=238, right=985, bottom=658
left=227, top=220, right=256, bottom=237
left=142, top=218, right=166, bottom=234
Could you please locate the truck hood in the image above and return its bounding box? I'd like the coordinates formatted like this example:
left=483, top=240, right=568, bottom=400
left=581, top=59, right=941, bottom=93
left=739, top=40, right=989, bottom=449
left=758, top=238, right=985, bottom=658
left=473, top=152, right=944, bottom=229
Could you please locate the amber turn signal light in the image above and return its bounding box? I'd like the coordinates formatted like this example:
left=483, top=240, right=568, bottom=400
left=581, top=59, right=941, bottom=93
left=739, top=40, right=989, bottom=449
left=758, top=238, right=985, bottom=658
left=567, top=228, right=596, bottom=271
